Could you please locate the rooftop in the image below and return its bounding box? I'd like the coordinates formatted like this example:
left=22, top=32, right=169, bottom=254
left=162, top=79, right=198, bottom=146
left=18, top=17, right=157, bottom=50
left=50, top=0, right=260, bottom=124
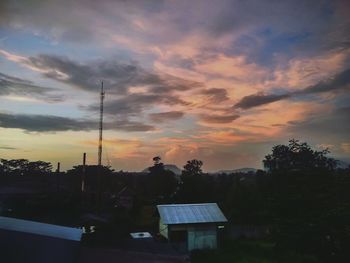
left=157, top=203, right=228, bottom=225
left=0, top=216, right=83, bottom=241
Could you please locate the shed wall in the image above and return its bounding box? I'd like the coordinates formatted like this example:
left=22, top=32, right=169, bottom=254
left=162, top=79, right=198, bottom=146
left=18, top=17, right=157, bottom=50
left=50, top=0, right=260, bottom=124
left=159, top=218, right=168, bottom=239
left=188, top=226, right=217, bottom=251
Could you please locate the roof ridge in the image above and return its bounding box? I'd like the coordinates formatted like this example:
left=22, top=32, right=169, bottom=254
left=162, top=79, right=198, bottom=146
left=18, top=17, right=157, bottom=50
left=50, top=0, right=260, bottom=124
left=157, top=203, right=217, bottom=207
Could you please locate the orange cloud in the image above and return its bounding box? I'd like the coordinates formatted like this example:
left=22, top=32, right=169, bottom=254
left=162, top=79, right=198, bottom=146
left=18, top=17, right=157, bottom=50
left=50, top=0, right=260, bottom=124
left=341, top=143, right=350, bottom=153
left=195, top=54, right=268, bottom=82
left=269, top=49, right=350, bottom=91
left=192, top=130, right=251, bottom=144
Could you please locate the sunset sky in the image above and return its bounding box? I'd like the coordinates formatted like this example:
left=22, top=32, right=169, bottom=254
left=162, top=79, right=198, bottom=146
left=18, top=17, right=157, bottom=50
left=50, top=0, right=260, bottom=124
left=0, top=0, right=349, bottom=171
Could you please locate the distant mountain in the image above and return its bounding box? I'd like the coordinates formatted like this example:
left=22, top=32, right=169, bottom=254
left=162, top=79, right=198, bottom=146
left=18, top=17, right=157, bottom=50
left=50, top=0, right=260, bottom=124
left=142, top=164, right=182, bottom=176
left=216, top=167, right=257, bottom=174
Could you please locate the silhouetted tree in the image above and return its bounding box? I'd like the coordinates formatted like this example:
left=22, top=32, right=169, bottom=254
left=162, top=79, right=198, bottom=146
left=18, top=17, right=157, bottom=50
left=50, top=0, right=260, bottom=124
left=146, top=156, right=177, bottom=203
left=261, top=140, right=349, bottom=262
left=0, top=159, right=52, bottom=176
left=176, top=159, right=216, bottom=203
left=152, top=156, right=162, bottom=166
left=26, top=161, right=52, bottom=176
left=182, top=159, right=203, bottom=176
left=263, top=139, right=337, bottom=172
left=66, top=165, right=114, bottom=193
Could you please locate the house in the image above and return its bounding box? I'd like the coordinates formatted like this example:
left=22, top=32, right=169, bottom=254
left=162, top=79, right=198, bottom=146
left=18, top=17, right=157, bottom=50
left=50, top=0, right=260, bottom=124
left=157, top=203, right=227, bottom=251
left=0, top=216, right=83, bottom=263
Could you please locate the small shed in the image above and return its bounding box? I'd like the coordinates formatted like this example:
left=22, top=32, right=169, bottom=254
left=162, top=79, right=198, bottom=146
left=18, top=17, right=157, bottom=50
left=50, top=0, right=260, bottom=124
left=0, top=216, right=83, bottom=263
left=157, top=203, right=227, bottom=251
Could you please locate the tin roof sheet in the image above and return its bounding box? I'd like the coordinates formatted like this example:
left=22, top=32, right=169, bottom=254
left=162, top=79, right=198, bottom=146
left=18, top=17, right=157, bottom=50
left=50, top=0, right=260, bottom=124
left=157, top=203, right=227, bottom=225
left=0, top=216, right=83, bottom=241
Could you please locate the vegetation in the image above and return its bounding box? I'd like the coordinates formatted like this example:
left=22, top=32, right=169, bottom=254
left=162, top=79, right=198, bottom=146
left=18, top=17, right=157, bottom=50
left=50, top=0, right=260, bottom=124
left=263, top=139, right=337, bottom=172
left=1, top=139, right=349, bottom=262
left=146, top=156, right=178, bottom=203
left=0, top=158, right=52, bottom=176
left=191, top=239, right=317, bottom=263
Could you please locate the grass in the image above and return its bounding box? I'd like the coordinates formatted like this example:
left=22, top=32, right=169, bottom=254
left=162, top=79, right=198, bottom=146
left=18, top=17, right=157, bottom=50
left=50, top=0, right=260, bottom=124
left=191, top=239, right=318, bottom=263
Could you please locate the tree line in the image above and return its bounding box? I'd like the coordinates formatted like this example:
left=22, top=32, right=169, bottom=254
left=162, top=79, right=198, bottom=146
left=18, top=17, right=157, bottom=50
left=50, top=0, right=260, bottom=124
left=0, top=159, right=52, bottom=176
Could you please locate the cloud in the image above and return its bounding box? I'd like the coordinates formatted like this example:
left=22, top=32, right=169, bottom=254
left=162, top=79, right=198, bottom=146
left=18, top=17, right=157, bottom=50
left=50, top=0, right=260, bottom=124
left=107, top=119, right=156, bottom=132
left=0, top=112, right=155, bottom=132
left=88, top=93, right=189, bottom=118
left=193, top=130, right=253, bottom=144
left=0, top=50, right=202, bottom=96
left=341, top=143, right=350, bottom=153
left=199, top=88, right=229, bottom=103
left=0, top=146, right=17, bottom=150
left=1, top=50, right=202, bottom=118
left=235, top=68, right=350, bottom=109
left=163, top=142, right=264, bottom=172
left=235, top=92, right=290, bottom=109
left=199, top=114, right=240, bottom=123
left=300, top=68, right=350, bottom=94
left=0, top=72, right=64, bottom=102
left=195, top=54, right=267, bottom=81
left=287, top=106, right=350, bottom=139
left=149, top=111, right=184, bottom=123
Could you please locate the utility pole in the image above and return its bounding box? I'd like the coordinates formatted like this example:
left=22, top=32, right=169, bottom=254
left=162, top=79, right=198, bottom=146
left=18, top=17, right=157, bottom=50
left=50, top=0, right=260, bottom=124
left=97, top=81, right=105, bottom=211
left=56, top=162, right=60, bottom=193
left=81, top=152, right=86, bottom=192
left=98, top=81, right=105, bottom=167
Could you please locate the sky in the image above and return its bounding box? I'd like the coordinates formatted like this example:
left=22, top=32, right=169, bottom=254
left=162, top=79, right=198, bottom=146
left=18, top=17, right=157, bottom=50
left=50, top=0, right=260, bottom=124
left=0, top=0, right=349, bottom=172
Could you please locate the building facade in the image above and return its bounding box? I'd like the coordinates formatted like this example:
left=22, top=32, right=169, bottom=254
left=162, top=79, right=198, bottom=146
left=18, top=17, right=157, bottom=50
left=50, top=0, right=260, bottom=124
left=157, top=203, right=227, bottom=251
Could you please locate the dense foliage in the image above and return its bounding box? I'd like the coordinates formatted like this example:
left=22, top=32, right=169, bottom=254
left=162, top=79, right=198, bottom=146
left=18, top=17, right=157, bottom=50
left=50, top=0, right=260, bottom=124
left=0, top=158, right=52, bottom=176
left=260, top=140, right=350, bottom=262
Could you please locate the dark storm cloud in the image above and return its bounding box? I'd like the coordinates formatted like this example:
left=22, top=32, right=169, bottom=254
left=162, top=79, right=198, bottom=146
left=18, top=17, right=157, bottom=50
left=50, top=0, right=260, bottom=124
left=200, top=88, right=229, bottom=103
left=0, top=112, right=155, bottom=132
left=300, top=68, right=350, bottom=94
left=0, top=72, right=64, bottom=102
left=0, top=0, right=109, bottom=42
left=287, top=106, right=350, bottom=138
left=0, top=0, right=161, bottom=43
left=22, top=54, right=198, bottom=119
left=0, top=112, right=95, bottom=132
left=149, top=111, right=184, bottom=123
left=88, top=93, right=189, bottom=117
left=199, top=114, right=239, bottom=123
left=23, top=54, right=201, bottom=95
left=234, top=93, right=290, bottom=109
left=1, top=0, right=349, bottom=57
left=207, top=0, right=346, bottom=41
left=235, top=68, right=350, bottom=109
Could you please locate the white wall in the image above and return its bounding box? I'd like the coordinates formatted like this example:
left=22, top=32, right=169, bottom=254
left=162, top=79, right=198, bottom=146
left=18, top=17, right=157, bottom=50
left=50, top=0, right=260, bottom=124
left=187, top=226, right=217, bottom=251
left=159, top=219, right=168, bottom=239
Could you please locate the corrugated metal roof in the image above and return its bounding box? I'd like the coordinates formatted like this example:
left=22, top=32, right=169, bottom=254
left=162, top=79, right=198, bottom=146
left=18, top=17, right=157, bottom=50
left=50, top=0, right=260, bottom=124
left=157, top=203, right=227, bottom=225
left=0, top=216, right=83, bottom=241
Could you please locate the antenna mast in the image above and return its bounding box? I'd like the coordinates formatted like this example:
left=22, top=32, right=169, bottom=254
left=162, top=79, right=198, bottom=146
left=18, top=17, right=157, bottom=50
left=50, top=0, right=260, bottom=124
left=98, top=81, right=105, bottom=166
